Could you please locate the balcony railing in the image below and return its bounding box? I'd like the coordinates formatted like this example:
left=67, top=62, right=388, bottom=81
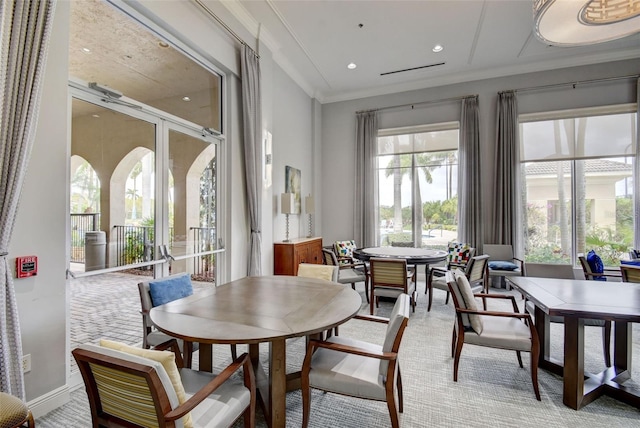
left=70, top=213, right=100, bottom=263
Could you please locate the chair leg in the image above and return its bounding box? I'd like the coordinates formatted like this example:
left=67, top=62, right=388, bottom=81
left=516, top=350, right=523, bottom=368
left=445, top=291, right=450, bottom=305
left=370, top=288, right=375, bottom=315
left=397, top=366, right=403, bottom=413
left=427, top=282, right=433, bottom=311
left=530, top=341, right=541, bottom=401
left=385, top=385, right=401, bottom=428
left=350, top=282, right=356, bottom=291
left=453, top=335, right=464, bottom=382
left=364, top=277, right=370, bottom=303
left=602, top=320, right=612, bottom=367
left=451, top=327, right=457, bottom=358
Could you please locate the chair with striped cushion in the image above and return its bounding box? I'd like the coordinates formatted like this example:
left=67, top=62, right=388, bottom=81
left=72, top=340, right=256, bottom=428
left=369, top=258, right=416, bottom=315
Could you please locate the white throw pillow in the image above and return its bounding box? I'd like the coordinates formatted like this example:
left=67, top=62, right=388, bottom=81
left=454, top=270, right=483, bottom=334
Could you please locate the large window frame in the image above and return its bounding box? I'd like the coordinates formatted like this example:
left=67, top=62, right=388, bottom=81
left=376, top=122, right=460, bottom=249
left=519, top=104, right=637, bottom=267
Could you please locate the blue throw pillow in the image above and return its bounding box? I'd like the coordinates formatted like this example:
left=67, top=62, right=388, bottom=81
left=586, top=250, right=606, bottom=281
left=488, top=260, right=519, bottom=271
left=621, top=260, right=640, bottom=266
left=149, top=275, right=193, bottom=306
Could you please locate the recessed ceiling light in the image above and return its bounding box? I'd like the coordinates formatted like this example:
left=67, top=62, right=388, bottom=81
left=182, top=96, right=191, bottom=101
left=92, top=114, right=100, bottom=118
left=432, top=44, right=444, bottom=53
left=347, top=63, right=357, bottom=70
left=158, top=41, right=169, bottom=48
left=82, top=47, right=91, bottom=53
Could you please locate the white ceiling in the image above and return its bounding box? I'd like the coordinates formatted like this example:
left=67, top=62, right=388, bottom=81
left=217, top=0, right=640, bottom=103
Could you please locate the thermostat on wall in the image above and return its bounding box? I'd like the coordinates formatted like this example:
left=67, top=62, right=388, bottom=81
left=16, top=255, right=38, bottom=278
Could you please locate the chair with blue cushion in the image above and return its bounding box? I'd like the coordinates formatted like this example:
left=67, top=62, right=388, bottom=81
left=484, top=244, right=524, bottom=288
left=138, top=273, right=237, bottom=368
left=578, top=251, right=621, bottom=281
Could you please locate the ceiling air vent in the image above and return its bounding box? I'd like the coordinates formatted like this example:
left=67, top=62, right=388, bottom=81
left=380, top=62, right=445, bottom=76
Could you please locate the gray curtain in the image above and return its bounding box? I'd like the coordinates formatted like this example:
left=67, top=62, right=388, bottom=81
left=491, top=91, right=521, bottom=254
left=354, top=111, right=378, bottom=247
left=458, top=96, right=483, bottom=251
left=633, top=79, right=640, bottom=249
left=241, top=44, right=262, bottom=276
left=1, top=0, right=56, bottom=398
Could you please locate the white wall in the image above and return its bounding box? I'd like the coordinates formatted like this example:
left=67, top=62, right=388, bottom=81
left=11, top=0, right=70, bottom=406
left=320, top=58, right=640, bottom=245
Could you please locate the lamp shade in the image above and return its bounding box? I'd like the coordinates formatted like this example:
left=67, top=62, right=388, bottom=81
left=281, top=193, right=295, bottom=214
left=305, top=195, right=314, bottom=214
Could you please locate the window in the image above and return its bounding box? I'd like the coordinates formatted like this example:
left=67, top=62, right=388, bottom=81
left=520, top=106, right=637, bottom=266
left=376, top=123, right=459, bottom=249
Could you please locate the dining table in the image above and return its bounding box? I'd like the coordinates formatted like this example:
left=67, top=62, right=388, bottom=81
left=506, top=276, right=640, bottom=410
left=353, top=246, right=448, bottom=291
left=149, top=275, right=362, bottom=428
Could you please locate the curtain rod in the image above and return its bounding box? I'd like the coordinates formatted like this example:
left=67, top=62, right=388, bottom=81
left=356, top=94, right=477, bottom=115
left=193, top=0, right=259, bottom=58
left=500, top=74, right=639, bottom=95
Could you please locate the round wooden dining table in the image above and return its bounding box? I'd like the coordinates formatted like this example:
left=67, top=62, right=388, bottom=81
left=150, top=275, right=362, bottom=428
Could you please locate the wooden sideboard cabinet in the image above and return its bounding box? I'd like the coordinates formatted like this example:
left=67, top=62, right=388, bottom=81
left=274, top=237, right=323, bottom=276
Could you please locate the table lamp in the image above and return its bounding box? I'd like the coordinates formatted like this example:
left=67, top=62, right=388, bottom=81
left=305, top=194, right=314, bottom=238
left=281, top=192, right=295, bottom=242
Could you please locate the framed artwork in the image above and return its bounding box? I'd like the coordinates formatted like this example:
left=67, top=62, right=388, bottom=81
left=285, top=165, right=301, bottom=214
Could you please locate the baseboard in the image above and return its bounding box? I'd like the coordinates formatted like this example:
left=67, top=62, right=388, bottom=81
left=28, top=384, right=71, bottom=419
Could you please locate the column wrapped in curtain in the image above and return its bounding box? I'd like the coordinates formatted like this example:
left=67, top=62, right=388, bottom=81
left=354, top=111, right=378, bottom=247
left=492, top=91, right=521, bottom=254
left=1, top=0, right=56, bottom=398
left=458, top=96, right=483, bottom=251
left=240, top=44, right=263, bottom=276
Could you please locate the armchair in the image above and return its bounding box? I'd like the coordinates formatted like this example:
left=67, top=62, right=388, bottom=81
left=578, top=251, right=621, bottom=281
left=426, top=254, right=489, bottom=311
left=446, top=271, right=541, bottom=401
left=484, top=244, right=525, bottom=288
left=620, top=263, right=640, bottom=283
left=369, top=258, right=416, bottom=315
left=323, top=248, right=369, bottom=302
left=426, top=242, right=475, bottom=292
left=72, top=339, right=256, bottom=427
left=301, top=294, right=410, bottom=428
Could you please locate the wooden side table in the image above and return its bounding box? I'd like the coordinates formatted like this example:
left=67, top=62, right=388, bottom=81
left=274, top=237, right=323, bottom=275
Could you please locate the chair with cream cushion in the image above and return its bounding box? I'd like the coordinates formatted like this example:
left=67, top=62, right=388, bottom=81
left=484, top=244, right=524, bottom=288
left=426, top=254, right=489, bottom=311
left=297, top=262, right=338, bottom=282
left=72, top=339, right=256, bottom=428
left=301, top=294, right=410, bottom=428
left=369, top=258, right=416, bottom=315
left=323, top=247, right=369, bottom=303
left=524, top=263, right=611, bottom=367
left=446, top=270, right=541, bottom=401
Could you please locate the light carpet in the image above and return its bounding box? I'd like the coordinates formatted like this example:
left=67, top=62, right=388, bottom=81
left=38, top=273, right=640, bottom=427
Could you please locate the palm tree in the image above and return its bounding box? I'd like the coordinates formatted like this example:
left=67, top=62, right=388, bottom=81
left=383, top=134, right=448, bottom=245
left=128, top=162, right=143, bottom=220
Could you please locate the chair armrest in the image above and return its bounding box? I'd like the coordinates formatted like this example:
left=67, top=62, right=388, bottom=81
left=165, top=353, right=254, bottom=422
left=473, top=293, right=519, bottom=312
left=308, top=339, right=397, bottom=361
left=353, top=314, right=389, bottom=324
left=584, top=271, right=622, bottom=279
left=457, top=307, right=531, bottom=321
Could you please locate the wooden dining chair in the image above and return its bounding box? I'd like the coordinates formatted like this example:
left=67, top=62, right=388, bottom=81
left=73, top=340, right=256, bottom=428
left=323, top=248, right=369, bottom=302
left=426, top=254, right=489, bottom=311
left=620, top=263, right=640, bottom=283
left=369, top=258, right=416, bottom=315
left=445, top=271, right=541, bottom=401
left=301, top=294, right=410, bottom=428
left=578, top=252, right=621, bottom=281
left=0, top=392, right=34, bottom=428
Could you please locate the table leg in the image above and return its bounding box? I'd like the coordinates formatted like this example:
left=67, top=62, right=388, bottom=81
left=269, top=339, right=286, bottom=428
left=563, top=317, right=585, bottom=409
left=199, top=343, right=212, bottom=372
left=534, top=306, right=551, bottom=363
left=613, top=321, right=631, bottom=372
